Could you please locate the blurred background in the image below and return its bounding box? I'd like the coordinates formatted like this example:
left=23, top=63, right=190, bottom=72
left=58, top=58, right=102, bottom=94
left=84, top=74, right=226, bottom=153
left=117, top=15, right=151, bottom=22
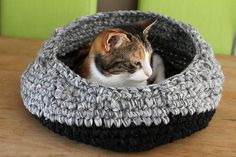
left=0, top=0, right=235, bottom=55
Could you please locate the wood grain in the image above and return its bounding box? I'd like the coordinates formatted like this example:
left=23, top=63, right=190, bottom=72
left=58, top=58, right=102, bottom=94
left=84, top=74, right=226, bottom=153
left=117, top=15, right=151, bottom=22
left=0, top=37, right=235, bottom=157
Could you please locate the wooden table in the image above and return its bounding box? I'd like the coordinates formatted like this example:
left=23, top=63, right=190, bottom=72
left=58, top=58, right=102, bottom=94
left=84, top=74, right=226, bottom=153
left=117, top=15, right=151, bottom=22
left=0, top=37, right=235, bottom=157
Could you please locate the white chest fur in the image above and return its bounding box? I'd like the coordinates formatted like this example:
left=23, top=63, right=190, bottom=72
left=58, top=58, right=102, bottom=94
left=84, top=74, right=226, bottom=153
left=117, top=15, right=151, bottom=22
left=150, top=53, right=165, bottom=83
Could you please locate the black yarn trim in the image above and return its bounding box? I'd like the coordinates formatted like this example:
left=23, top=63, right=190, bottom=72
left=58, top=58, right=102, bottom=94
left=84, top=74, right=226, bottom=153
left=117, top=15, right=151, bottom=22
left=37, top=110, right=215, bottom=152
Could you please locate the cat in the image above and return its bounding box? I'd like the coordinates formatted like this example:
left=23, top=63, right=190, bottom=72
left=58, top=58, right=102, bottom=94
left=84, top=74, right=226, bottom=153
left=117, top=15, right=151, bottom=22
left=74, top=18, right=165, bottom=87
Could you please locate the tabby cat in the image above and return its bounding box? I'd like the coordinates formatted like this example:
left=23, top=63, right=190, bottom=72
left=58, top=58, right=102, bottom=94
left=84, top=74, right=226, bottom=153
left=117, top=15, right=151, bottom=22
left=74, top=18, right=165, bottom=87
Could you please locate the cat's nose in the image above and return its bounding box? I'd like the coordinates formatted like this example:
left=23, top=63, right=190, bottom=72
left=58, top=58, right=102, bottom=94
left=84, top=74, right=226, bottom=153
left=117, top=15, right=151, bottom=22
left=144, top=70, right=152, bottom=78
left=142, top=61, right=152, bottom=78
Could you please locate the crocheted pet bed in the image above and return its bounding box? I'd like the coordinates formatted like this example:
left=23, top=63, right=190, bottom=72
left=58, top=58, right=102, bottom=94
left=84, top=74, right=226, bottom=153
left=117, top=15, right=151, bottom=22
left=21, top=11, right=224, bottom=152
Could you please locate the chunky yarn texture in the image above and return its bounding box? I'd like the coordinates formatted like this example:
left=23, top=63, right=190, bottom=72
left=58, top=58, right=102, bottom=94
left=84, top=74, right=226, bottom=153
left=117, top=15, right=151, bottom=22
left=21, top=11, right=224, bottom=152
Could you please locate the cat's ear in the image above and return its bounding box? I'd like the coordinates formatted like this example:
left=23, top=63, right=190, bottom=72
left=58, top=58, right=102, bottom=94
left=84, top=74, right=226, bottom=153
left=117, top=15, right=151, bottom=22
left=135, top=18, right=157, bottom=36
left=105, top=32, right=129, bottom=51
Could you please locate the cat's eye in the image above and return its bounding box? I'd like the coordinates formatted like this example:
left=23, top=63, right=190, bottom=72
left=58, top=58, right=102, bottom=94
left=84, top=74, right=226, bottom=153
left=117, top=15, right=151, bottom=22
left=129, top=64, right=135, bottom=69
left=135, top=62, right=141, bottom=67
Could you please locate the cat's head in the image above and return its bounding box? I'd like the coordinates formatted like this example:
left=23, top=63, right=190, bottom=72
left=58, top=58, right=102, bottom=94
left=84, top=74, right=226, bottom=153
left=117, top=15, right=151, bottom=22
left=89, top=18, right=156, bottom=84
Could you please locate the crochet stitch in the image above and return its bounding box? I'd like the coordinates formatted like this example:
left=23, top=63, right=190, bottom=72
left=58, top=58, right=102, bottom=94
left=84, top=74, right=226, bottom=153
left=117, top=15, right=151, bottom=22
left=21, top=11, right=224, bottom=152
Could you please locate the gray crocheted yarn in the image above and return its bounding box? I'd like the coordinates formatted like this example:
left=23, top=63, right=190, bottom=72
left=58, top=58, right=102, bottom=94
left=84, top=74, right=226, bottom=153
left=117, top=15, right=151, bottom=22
left=21, top=11, right=224, bottom=128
